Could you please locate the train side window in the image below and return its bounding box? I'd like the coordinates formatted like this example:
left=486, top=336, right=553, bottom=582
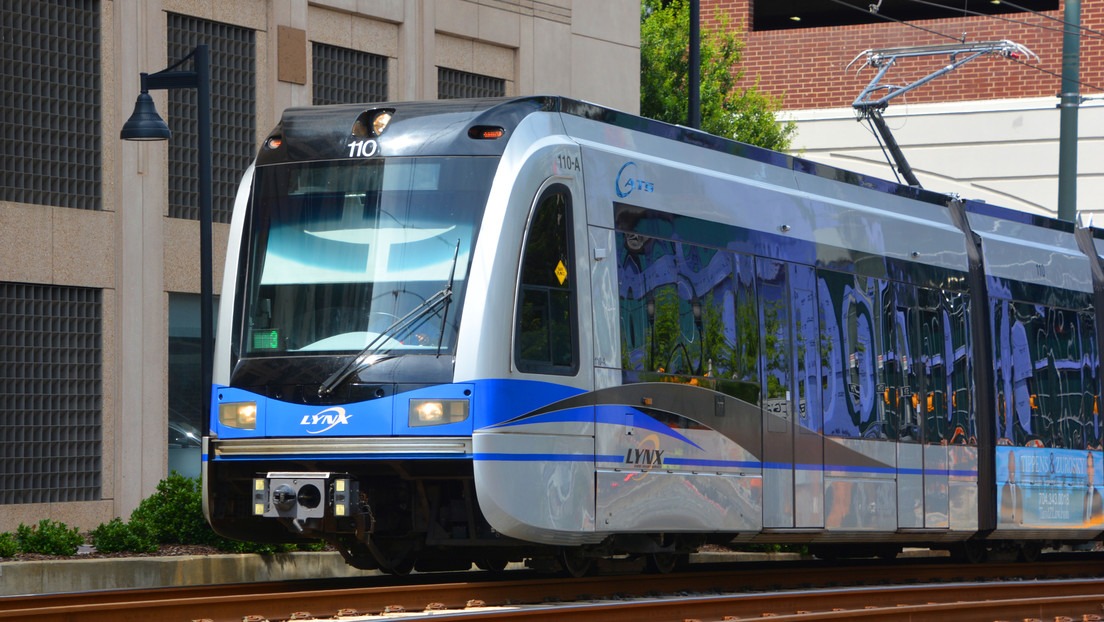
left=1050, top=306, right=1088, bottom=449
left=948, top=291, right=974, bottom=444
left=515, top=185, right=577, bottom=374
left=1008, top=301, right=1047, bottom=446
left=918, top=288, right=949, bottom=444
left=1080, top=310, right=1099, bottom=450
left=818, top=269, right=860, bottom=438
left=879, top=280, right=921, bottom=442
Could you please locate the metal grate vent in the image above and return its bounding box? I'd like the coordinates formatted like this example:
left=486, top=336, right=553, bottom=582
left=167, top=13, right=256, bottom=224
left=0, top=283, right=103, bottom=504
left=0, top=0, right=101, bottom=210
left=437, top=67, right=505, bottom=100
left=313, top=42, right=388, bottom=105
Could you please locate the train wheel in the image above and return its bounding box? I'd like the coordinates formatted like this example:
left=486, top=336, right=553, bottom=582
left=955, top=541, right=988, bottom=564
left=644, top=552, right=681, bottom=574
left=383, top=556, right=415, bottom=575
left=808, top=544, right=840, bottom=561
left=366, top=539, right=417, bottom=575
left=475, top=559, right=508, bottom=572
left=559, top=547, right=594, bottom=578
left=1017, top=542, right=1042, bottom=563
left=877, top=544, right=900, bottom=560
left=335, top=541, right=381, bottom=570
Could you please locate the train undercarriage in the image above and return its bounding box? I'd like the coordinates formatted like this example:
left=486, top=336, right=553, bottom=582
left=206, top=452, right=1096, bottom=576
left=205, top=457, right=705, bottom=576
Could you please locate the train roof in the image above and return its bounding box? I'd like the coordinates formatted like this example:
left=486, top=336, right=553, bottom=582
left=259, top=95, right=1084, bottom=243
left=257, top=97, right=558, bottom=165
left=259, top=95, right=948, bottom=209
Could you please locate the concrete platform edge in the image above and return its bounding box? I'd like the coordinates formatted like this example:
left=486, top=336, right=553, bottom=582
left=0, top=551, right=378, bottom=596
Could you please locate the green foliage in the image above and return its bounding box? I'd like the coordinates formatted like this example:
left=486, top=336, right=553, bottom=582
left=127, top=472, right=325, bottom=554
left=640, top=0, right=795, bottom=151
left=129, top=471, right=212, bottom=546
left=4, top=473, right=327, bottom=558
left=0, top=532, right=18, bottom=558
left=91, top=518, right=158, bottom=554
left=211, top=538, right=298, bottom=555
left=16, top=519, right=84, bottom=556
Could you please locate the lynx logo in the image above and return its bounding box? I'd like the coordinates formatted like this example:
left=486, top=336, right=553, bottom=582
left=300, top=407, right=352, bottom=434
left=624, top=447, right=664, bottom=468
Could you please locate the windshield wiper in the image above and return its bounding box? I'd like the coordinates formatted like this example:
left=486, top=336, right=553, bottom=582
left=318, top=240, right=461, bottom=397
left=435, top=238, right=461, bottom=358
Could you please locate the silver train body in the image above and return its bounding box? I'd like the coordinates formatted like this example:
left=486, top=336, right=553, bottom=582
left=204, top=97, right=1104, bottom=572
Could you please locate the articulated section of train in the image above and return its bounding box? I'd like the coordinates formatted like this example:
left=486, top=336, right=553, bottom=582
left=203, top=96, right=1104, bottom=574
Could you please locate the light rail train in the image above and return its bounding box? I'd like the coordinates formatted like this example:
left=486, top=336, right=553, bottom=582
left=203, top=96, right=1104, bottom=575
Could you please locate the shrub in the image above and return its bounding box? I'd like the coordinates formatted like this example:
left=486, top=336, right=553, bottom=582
left=129, top=471, right=211, bottom=545
left=16, top=519, right=84, bottom=556
left=211, top=538, right=298, bottom=555
left=91, top=518, right=158, bottom=554
left=0, top=532, right=18, bottom=558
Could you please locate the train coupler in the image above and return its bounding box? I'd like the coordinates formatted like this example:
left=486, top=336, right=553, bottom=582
left=251, top=472, right=361, bottom=532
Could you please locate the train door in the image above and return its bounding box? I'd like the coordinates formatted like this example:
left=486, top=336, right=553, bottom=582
left=884, top=283, right=924, bottom=529
left=759, top=258, right=794, bottom=528
left=792, top=264, right=824, bottom=528
left=918, top=289, right=951, bottom=529
left=760, top=260, right=823, bottom=529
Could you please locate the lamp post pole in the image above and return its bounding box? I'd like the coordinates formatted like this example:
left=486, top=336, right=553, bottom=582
left=688, top=0, right=701, bottom=129
left=121, top=44, right=213, bottom=438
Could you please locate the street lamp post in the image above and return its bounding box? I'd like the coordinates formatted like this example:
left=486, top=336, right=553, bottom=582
left=120, top=44, right=213, bottom=437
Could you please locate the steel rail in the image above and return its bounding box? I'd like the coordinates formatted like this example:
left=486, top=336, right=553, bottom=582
left=2, top=557, right=1102, bottom=621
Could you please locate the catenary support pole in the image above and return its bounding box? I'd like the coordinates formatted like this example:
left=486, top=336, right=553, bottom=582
left=1057, top=0, right=1080, bottom=222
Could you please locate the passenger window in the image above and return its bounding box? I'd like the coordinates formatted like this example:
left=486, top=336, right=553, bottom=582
left=1080, top=310, right=1099, bottom=450
left=947, top=292, right=974, bottom=444
left=918, top=288, right=949, bottom=444
left=515, top=185, right=577, bottom=374
left=879, top=281, right=921, bottom=442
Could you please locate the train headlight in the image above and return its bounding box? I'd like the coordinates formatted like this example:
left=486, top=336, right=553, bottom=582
left=409, top=399, right=469, bottom=427
left=219, top=402, right=257, bottom=430
left=372, top=111, right=392, bottom=135
left=352, top=109, right=394, bottom=138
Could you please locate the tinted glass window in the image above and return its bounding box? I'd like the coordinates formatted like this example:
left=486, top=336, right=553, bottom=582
left=516, top=186, right=576, bottom=374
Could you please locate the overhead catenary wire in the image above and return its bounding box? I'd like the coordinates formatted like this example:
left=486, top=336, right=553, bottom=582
left=825, top=0, right=1104, bottom=95
left=825, top=0, right=965, bottom=42
left=994, top=0, right=1104, bottom=40
left=900, top=0, right=1104, bottom=41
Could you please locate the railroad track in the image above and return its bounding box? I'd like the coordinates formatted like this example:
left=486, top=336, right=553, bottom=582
left=3, top=555, right=1103, bottom=621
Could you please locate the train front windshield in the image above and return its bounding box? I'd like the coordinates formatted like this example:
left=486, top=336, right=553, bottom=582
left=240, top=156, right=496, bottom=356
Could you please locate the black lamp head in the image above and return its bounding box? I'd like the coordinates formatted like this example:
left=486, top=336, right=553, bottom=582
left=120, top=92, right=171, bottom=141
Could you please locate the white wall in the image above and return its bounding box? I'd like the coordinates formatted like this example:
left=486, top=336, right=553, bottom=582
left=788, top=97, right=1104, bottom=222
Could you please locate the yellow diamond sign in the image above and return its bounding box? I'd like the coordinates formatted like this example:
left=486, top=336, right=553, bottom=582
left=555, top=260, right=568, bottom=285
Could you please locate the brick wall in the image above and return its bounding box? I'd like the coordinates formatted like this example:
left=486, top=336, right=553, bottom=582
left=703, top=0, right=1104, bottom=110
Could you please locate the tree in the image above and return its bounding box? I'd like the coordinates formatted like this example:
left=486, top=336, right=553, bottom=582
left=641, top=0, right=795, bottom=152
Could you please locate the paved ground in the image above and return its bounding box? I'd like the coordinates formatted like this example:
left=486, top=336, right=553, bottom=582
left=0, top=549, right=810, bottom=597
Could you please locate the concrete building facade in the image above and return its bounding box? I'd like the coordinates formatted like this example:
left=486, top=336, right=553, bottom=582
left=706, top=0, right=1104, bottom=220
left=0, top=0, right=640, bottom=532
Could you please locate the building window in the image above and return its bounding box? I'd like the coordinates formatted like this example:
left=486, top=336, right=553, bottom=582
left=751, top=0, right=1059, bottom=31
left=0, top=283, right=102, bottom=504
left=438, top=67, right=505, bottom=99
left=313, top=43, right=388, bottom=105
left=167, top=13, right=255, bottom=224
left=0, top=0, right=101, bottom=210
